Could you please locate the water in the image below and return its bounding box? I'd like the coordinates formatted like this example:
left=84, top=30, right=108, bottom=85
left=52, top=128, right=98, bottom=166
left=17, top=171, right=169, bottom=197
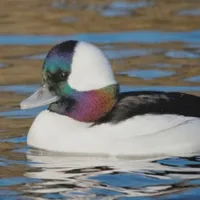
left=1, top=0, right=200, bottom=199
left=118, top=69, right=175, bottom=80
left=1, top=31, right=200, bottom=45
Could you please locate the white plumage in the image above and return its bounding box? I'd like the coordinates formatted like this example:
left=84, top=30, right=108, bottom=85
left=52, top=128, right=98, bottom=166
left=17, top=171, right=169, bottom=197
left=28, top=110, right=200, bottom=157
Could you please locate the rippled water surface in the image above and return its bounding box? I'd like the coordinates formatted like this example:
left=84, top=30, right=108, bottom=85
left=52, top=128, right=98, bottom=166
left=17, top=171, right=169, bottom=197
left=1, top=0, right=200, bottom=199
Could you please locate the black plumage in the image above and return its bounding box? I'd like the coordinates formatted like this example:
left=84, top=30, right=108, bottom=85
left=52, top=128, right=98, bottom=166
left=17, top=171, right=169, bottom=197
left=93, top=91, right=200, bottom=125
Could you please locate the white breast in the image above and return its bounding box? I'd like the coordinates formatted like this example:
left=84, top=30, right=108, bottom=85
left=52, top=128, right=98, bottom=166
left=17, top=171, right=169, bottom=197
left=27, top=110, right=200, bottom=158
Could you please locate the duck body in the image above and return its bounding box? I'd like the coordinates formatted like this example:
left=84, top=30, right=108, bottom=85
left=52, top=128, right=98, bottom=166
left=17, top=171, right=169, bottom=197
left=20, top=40, right=200, bottom=157
left=27, top=90, right=200, bottom=157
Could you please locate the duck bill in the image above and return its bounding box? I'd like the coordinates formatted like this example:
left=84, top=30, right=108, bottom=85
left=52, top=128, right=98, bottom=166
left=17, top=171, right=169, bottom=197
left=20, top=84, right=59, bottom=110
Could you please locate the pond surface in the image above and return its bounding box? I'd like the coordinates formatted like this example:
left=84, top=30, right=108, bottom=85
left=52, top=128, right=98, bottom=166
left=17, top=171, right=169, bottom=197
left=1, top=0, right=200, bottom=199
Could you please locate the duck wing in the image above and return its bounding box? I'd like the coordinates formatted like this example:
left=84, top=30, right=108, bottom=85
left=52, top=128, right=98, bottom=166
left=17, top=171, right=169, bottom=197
left=94, top=91, right=200, bottom=125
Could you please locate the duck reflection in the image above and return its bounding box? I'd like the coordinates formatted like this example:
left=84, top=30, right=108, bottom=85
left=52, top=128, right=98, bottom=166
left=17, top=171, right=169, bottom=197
left=24, top=150, right=200, bottom=199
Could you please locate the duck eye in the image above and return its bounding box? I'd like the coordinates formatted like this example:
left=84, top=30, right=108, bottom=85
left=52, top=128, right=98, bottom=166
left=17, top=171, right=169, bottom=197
left=60, top=72, right=68, bottom=80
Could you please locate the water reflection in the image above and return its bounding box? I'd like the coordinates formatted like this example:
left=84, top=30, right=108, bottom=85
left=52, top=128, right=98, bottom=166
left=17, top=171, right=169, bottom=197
left=185, top=76, right=200, bottom=83
left=0, top=63, right=6, bottom=68
left=52, top=0, right=153, bottom=17
left=101, top=1, right=152, bottom=17
left=179, top=9, right=200, bottom=16
left=23, top=150, right=200, bottom=199
left=151, top=63, right=181, bottom=68
left=61, top=16, right=77, bottom=23
left=165, top=50, right=199, bottom=59
left=118, top=69, right=175, bottom=80
left=1, top=31, right=200, bottom=45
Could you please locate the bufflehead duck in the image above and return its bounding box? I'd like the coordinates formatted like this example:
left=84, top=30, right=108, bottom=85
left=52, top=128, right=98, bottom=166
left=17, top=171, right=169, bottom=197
left=20, top=40, right=200, bottom=157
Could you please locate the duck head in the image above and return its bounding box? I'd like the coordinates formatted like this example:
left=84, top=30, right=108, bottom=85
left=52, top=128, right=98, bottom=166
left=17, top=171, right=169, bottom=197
left=20, top=40, right=119, bottom=122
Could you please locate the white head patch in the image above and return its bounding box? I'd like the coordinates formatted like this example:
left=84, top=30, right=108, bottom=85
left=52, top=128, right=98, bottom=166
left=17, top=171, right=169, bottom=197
left=68, top=41, right=117, bottom=91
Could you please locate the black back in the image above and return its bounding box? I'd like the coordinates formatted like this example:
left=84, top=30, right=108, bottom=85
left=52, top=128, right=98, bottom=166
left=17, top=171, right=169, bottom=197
left=93, top=91, right=200, bottom=125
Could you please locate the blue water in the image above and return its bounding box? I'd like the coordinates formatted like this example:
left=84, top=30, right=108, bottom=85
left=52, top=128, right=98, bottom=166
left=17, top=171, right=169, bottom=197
left=1, top=30, right=200, bottom=45
left=0, top=63, right=6, bottom=68
left=165, top=50, right=199, bottom=59
left=185, top=76, right=200, bottom=82
left=118, top=69, right=175, bottom=80
left=179, top=9, right=200, bottom=16
left=101, top=1, right=152, bottom=17
left=52, top=0, right=153, bottom=17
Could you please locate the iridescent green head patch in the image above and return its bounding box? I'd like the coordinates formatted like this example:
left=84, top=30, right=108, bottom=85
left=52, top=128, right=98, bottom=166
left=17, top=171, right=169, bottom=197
left=42, top=40, right=78, bottom=95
